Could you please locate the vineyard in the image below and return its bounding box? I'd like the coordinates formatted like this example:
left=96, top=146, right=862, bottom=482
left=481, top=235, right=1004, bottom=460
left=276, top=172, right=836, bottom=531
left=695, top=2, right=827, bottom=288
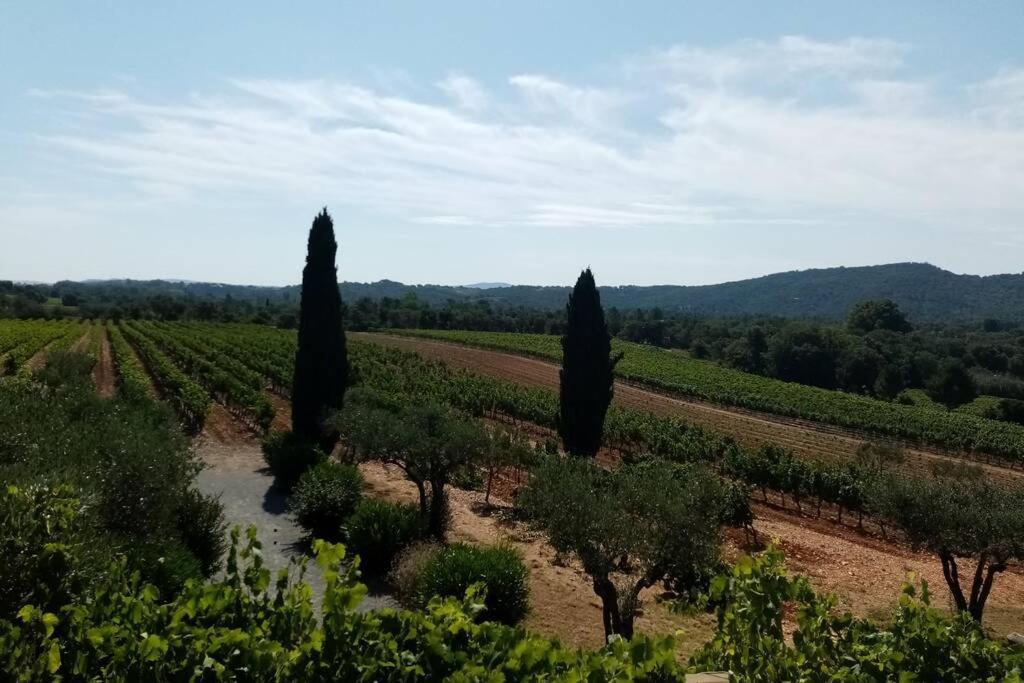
left=5, top=320, right=943, bottom=534
left=3, top=317, right=1024, bottom=678
left=0, top=319, right=1013, bottom=527
left=386, top=329, right=1024, bottom=464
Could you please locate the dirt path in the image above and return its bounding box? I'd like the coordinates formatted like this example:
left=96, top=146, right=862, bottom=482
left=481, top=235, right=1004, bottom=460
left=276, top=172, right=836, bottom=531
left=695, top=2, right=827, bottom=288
left=93, top=326, right=116, bottom=398
left=355, top=333, right=1024, bottom=483
left=193, top=405, right=396, bottom=613
left=70, top=331, right=91, bottom=354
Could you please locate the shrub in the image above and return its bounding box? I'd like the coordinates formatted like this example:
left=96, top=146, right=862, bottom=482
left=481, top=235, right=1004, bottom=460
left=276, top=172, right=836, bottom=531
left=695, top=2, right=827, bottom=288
left=346, top=499, right=423, bottom=576
left=128, top=538, right=203, bottom=599
left=290, top=461, right=364, bottom=541
left=414, top=542, right=529, bottom=625
left=176, top=488, right=227, bottom=576
left=32, top=351, right=96, bottom=388
left=0, top=528, right=690, bottom=680
left=389, top=541, right=441, bottom=604
left=0, top=484, right=108, bottom=620
left=261, top=430, right=325, bottom=490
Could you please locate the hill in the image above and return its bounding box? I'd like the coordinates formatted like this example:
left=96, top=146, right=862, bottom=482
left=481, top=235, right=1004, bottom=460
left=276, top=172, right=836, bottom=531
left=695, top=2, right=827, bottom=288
left=40, top=262, right=1024, bottom=322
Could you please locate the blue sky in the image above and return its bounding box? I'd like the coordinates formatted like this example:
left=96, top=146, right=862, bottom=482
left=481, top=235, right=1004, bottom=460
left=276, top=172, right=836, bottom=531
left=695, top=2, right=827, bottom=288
left=2, top=2, right=1023, bottom=286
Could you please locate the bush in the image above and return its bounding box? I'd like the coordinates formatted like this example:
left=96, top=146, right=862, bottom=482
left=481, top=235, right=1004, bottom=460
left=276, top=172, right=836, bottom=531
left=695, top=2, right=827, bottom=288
left=0, top=484, right=108, bottom=620
left=176, top=488, right=227, bottom=576
left=414, top=542, right=529, bottom=625
left=290, top=461, right=364, bottom=541
left=32, top=351, right=95, bottom=388
left=346, top=499, right=424, bottom=576
left=128, top=538, right=203, bottom=599
left=0, top=528, right=690, bottom=680
left=389, top=541, right=441, bottom=604
left=261, top=430, right=325, bottom=490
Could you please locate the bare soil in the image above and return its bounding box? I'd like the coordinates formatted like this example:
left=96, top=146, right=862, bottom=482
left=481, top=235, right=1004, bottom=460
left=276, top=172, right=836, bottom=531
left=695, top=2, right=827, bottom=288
left=93, top=326, right=116, bottom=398
left=265, top=391, right=292, bottom=433
left=354, top=333, right=1024, bottom=483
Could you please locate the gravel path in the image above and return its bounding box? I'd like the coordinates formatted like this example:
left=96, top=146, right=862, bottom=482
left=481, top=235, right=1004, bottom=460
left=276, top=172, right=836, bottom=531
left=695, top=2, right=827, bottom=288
left=193, top=409, right=397, bottom=613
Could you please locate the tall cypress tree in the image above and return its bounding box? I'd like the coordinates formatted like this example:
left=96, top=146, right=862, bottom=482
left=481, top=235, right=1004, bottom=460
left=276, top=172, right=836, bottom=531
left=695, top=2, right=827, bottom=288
left=292, top=208, right=349, bottom=450
left=559, top=268, right=620, bottom=457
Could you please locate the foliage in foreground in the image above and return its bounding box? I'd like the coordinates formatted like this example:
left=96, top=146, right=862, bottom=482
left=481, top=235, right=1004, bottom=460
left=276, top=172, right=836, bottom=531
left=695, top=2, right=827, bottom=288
left=0, top=527, right=683, bottom=681
left=690, top=547, right=1024, bottom=682
left=0, top=358, right=224, bottom=608
left=4, top=520, right=1021, bottom=681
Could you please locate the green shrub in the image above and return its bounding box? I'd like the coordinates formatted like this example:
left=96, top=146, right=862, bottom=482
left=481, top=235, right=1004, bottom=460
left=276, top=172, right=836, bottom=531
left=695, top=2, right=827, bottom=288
left=414, top=542, right=529, bottom=625
left=261, top=430, right=325, bottom=490
left=176, top=488, right=227, bottom=576
left=346, top=499, right=423, bottom=576
left=290, top=461, right=364, bottom=541
left=0, top=527, right=688, bottom=680
left=32, top=351, right=96, bottom=389
left=128, top=538, right=204, bottom=598
left=0, top=484, right=108, bottom=620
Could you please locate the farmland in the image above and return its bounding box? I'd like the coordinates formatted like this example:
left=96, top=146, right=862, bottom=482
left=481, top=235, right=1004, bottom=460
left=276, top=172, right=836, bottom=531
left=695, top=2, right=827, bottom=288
left=4, top=316, right=1024, bottom=676
left=385, top=328, right=1024, bottom=466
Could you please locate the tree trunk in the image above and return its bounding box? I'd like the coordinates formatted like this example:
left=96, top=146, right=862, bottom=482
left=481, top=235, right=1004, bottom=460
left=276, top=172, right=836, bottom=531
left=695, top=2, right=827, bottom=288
left=968, top=555, right=1005, bottom=622
left=592, top=576, right=635, bottom=641
left=427, top=480, right=448, bottom=540
left=939, top=552, right=968, bottom=613
left=413, top=479, right=428, bottom=520
left=485, top=466, right=495, bottom=505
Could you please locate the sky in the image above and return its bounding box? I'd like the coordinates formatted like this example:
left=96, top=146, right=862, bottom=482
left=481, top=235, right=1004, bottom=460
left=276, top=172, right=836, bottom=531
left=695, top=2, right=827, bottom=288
left=1, top=2, right=1023, bottom=287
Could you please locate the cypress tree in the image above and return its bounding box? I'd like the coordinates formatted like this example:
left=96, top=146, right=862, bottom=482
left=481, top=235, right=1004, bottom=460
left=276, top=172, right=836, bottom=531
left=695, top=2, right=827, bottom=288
left=292, top=208, right=349, bottom=450
left=559, top=268, right=620, bottom=457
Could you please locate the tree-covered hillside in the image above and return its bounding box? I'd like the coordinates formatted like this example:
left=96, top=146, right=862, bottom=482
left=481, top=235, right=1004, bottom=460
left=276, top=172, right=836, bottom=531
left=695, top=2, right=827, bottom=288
left=13, top=262, right=1024, bottom=322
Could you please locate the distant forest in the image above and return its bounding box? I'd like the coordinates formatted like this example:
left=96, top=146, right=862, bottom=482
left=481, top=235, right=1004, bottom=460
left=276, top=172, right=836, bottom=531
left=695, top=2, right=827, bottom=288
left=6, top=262, right=1024, bottom=322
left=5, top=263, right=1024, bottom=427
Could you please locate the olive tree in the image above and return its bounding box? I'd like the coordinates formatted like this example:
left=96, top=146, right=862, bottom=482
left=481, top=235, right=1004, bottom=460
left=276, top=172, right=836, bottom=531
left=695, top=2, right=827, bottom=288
left=868, top=474, right=1024, bottom=621
left=519, top=456, right=724, bottom=640
left=337, top=390, right=488, bottom=540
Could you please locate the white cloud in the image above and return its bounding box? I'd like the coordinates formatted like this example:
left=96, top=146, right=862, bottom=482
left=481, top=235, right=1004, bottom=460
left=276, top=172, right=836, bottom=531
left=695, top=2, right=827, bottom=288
left=20, top=35, right=1024, bottom=246
left=509, top=74, right=627, bottom=127
left=437, top=73, right=488, bottom=112
left=640, top=35, right=907, bottom=86
left=969, top=68, right=1024, bottom=126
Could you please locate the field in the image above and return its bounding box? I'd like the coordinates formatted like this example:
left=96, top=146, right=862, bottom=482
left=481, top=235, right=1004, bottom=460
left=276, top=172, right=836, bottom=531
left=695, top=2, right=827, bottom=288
left=384, top=329, right=1024, bottom=465
left=4, top=318, right=1023, bottom=645
left=359, top=332, right=1024, bottom=484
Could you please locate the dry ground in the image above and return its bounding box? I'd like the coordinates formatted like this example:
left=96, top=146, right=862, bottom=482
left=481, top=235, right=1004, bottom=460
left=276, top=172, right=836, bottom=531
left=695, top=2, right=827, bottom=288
left=93, top=326, right=116, bottom=397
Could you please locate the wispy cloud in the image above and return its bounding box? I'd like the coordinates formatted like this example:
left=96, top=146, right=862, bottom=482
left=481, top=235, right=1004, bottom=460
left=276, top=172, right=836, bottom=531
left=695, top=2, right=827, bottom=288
left=437, top=73, right=488, bottom=112
left=21, top=35, right=1024, bottom=241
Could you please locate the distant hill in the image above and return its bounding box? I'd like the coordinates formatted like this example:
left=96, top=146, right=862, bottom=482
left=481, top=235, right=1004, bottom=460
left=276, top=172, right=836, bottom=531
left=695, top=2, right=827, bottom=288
left=42, top=263, right=1024, bottom=322
left=464, top=282, right=513, bottom=289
